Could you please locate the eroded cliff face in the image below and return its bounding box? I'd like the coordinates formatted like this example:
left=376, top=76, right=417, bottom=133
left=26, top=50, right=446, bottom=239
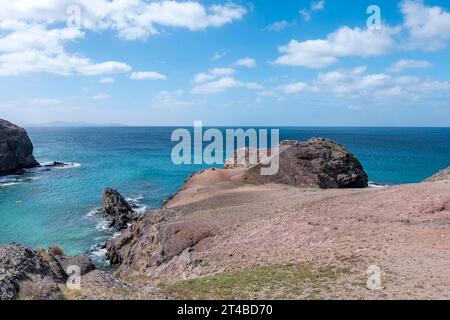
left=0, top=119, right=39, bottom=176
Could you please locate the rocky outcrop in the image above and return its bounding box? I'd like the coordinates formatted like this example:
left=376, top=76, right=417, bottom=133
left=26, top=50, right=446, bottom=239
left=106, top=209, right=215, bottom=277
left=106, top=138, right=368, bottom=279
left=55, top=255, right=96, bottom=276
left=102, top=188, right=136, bottom=231
left=227, top=138, right=368, bottom=189
left=0, top=243, right=67, bottom=300
left=424, top=166, right=450, bottom=182
left=0, top=119, right=39, bottom=176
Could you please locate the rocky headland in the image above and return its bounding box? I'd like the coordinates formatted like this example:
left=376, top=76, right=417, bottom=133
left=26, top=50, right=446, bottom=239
left=0, top=119, right=39, bottom=176
left=1, top=136, right=450, bottom=300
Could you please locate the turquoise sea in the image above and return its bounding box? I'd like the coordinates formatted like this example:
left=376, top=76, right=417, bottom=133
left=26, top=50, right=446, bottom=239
left=1, top=127, right=450, bottom=260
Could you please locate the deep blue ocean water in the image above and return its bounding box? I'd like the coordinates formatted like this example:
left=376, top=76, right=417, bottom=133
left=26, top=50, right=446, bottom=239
left=1, top=127, right=450, bottom=259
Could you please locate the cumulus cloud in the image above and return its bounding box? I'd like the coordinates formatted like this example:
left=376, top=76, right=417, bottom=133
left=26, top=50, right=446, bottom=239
left=273, top=66, right=450, bottom=101
left=275, top=26, right=397, bottom=68
left=387, top=59, right=432, bottom=73
left=193, top=68, right=235, bottom=83
left=313, top=66, right=450, bottom=99
left=281, top=82, right=316, bottom=94
left=130, top=71, right=167, bottom=80
left=0, top=1, right=247, bottom=40
left=234, top=58, right=257, bottom=68
left=0, top=1, right=246, bottom=76
left=192, top=77, right=262, bottom=94
left=401, top=0, right=450, bottom=50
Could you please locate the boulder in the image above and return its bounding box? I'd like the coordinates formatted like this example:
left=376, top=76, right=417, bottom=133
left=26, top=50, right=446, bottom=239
left=0, top=119, right=39, bottom=176
left=102, top=188, right=136, bottom=231
left=227, top=138, right=368, bottom=189
left=0, top=243, right=67, bottom=300
left=55, top=255, right=96, bottom=276
left=424, top=166, right=450, bottom=182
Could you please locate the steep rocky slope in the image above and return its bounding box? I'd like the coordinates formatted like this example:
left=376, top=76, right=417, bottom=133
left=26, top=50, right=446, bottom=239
left=0, top=119, right=39, bottom=176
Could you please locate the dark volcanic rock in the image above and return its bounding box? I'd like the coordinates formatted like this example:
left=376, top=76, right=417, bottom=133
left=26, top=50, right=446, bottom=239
left=0, top=243, right=67, bottom=300
left=424, top=166, right=450, bottom=182
left=103, top=188, right=136, bottom=231
left=55, top=255, right=96, bottom=276
left=0, top=119, right=39, bottom=176
left=228, top=138, right=368, bottom=189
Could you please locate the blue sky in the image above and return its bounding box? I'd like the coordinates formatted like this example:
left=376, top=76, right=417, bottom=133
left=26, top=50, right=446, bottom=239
left=1, top=0, right=450, bottom=126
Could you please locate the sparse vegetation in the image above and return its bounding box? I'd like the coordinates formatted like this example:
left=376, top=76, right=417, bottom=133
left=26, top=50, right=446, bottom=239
left=48, top=244, right=65, bottom=257
left=160, top=263, right=351, bottom=300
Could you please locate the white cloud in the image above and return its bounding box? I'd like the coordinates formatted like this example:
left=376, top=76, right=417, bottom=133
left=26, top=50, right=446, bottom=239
left=275, top=26, right=397, bottom=68
left=29, top=98, right=62, bottom=106
left=0, top=1, right=247, bottom=41
left=193, top=73, right=216, bottom=84
left=401, top=0, right=450, bottom=50
left=234, top=57, right=257, bottom=68
left=211, top=50, right=228, bottom=61
left=192, top=77, right=262, bottom=94
left=282, top=82, right=315, bottom=94
left=210, top=68, right=235, bottom=76
left=264, top=20, right=291, bottom=32
left=151, top=90, right=204, bottom=108
left=0, top=1, right=246, bottom=76
left=388, top=59, right=432, bottom=73
left=193, top=68, right=234, bottom=84
left=92, top=93, right=110, bottom=100
left=313, top=66, right=450, bottom=99
left=300, top=0, right=325, bottom=22
left=130, top=71, right=167, bottom=80
left=99, top=77, right=115, bottom=84
left=0, top=23, right=131, bottom=76
left=311, top=0, right=325, bottom=11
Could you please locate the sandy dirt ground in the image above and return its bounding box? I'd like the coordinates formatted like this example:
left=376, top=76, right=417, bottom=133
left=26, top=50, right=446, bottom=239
left=146, top=168, right=450, bottom=299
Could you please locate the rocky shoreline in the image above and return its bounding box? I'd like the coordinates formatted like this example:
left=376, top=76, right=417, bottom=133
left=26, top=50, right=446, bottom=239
left=2, top=120, right=450, bottom=299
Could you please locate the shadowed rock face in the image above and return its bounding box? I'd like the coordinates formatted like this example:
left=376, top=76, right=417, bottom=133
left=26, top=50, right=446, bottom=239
left=424, top=166, right=450, bottom=182
left=229, top=138, right=369, bottom=189
left=102, top=188, right=136, bottom=231
left=0, top=119, right=39, bottom=176
left=0, top=244, right=67, bottom=300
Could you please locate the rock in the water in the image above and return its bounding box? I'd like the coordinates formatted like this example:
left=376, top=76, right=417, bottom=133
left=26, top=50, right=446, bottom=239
left=227, top=138, right=368, bottom=189
left=102, top=188, right=136, bottom=231
left=0, top=119, right=39, bottom=176
left=0, top=243, right=67, bottom=300
left=424, top=166, right=450, bottom=182
left=55, top=255, right=96, bottom=276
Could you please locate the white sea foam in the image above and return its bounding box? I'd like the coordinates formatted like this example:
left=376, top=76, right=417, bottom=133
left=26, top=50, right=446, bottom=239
left=368, top=182, right=389, bottom=188
left=96, top=219, right=110, bottom=231
left=86, top=207, right=102, bottom=217
left=40, top=161, right=81, bottom=169
left=126, top=194, right=149, bottom=214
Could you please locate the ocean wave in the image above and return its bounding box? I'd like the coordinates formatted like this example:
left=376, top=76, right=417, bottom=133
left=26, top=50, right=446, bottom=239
left=368, top=182, right=389, bottom=188
left=96, top=219, right=110, bottom=231
left=126, top=194, right=148, bottom=214
left=0, top=175, right=39, bottom=188
left=89, top=244, right=110, bottom=267
left=86, top=207, right=102, bottom=218
left=40, top=161, right=81, bottom=169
